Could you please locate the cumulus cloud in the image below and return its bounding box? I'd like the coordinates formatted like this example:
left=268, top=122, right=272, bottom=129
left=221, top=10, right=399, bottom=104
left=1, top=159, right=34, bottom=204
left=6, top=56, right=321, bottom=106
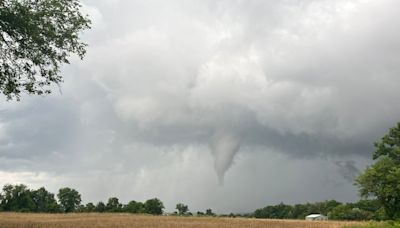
left=1, top=0, right=400, bottom=212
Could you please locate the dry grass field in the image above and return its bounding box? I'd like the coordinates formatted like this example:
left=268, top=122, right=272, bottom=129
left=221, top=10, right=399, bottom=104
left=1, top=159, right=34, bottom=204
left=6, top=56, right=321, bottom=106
left=0, top=213, right=367, bottom=228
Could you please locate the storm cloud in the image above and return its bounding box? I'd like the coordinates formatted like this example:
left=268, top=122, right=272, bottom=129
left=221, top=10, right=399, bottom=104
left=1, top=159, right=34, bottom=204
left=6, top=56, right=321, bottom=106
left=1, top=0, right=400, bottom=213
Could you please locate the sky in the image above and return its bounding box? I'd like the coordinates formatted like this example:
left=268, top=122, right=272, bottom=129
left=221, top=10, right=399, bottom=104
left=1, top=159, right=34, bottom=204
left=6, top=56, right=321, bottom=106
left=1, top=0, right=400, bottom=213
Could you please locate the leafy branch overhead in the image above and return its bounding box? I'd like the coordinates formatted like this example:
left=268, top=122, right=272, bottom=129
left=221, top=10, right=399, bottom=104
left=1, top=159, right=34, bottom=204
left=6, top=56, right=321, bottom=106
left=0, top=0, right=91, bottom=100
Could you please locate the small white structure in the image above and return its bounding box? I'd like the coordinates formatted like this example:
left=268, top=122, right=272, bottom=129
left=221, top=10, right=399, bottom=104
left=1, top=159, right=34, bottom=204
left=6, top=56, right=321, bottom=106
left=305, top=214, right=328, bottom=221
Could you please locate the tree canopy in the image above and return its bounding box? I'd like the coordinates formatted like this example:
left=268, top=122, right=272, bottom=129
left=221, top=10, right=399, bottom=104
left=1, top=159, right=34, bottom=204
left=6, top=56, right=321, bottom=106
left=0, top=0, right=91, bottom=100
left=356, top=122, right=400, bottom=220
left=176, top=203, right=189, bottom=215
left=0, top=182, right=390, bottom=220
left=0, top=183, right=170, bottom=215
left=106, top=197, right=122, bottom=212
left=57, top=187, right=81, bottom=213
left=0, top=184, right=34, bottom=212
left=144, top=198, right=164, bottom=215
left=124, top=200, right=144, bottom=214
left=31, top=187, right=59, bottom=213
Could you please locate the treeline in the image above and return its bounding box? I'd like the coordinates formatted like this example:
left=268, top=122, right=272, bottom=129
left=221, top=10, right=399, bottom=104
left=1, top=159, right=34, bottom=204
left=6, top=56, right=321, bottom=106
left=174, top=203, right=216, bottom=217
left=0, top=184, right=164, bottom=214
left=0, top=183, right=387, bottom=221
left=253, top=199, right=386, bottom=221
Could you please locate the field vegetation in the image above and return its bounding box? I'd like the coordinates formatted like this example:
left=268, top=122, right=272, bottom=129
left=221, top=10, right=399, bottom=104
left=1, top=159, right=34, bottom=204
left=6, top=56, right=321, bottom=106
left=0, top=213, right=367, bottom=228
left=344, top=221, right=400, bottom=228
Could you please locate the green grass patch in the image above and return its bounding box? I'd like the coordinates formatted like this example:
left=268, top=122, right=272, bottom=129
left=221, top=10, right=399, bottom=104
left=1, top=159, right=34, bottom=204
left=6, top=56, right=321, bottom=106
left=344, top=221, right=400, bottom=228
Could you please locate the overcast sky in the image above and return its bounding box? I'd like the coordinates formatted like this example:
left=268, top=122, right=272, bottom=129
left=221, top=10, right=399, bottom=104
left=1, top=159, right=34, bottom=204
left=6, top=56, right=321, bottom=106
left=1, top=0, right=400, bottom=213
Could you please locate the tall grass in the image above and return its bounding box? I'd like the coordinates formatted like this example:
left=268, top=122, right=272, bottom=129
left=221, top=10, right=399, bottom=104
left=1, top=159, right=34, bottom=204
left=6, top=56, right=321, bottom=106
left=0, top=213, right=367, bottom=228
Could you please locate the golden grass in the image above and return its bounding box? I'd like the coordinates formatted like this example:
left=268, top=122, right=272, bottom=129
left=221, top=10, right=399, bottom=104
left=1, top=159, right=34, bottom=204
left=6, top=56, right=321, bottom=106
left=0, top=213, right=367, bottom=228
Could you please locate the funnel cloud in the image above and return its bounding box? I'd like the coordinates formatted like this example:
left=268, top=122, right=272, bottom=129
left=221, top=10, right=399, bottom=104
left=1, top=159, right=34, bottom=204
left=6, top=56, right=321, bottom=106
left=210, top=131, right=241, bottom=184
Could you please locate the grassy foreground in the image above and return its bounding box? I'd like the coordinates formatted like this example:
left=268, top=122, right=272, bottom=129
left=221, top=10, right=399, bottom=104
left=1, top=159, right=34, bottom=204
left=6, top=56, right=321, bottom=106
left=0, top=213, right=367, bottom=228
left=344, top=221, right=400, bottom=228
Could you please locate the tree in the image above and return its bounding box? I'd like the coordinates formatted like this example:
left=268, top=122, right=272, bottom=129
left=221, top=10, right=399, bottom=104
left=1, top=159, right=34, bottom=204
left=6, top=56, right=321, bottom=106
left=205, top=208, right=215, bottom=216
left=123, top=200, right=144, bottom=214
left=95, top=201, right=106, bottom=213
left=57, top=187, right=81, bottom=213
left=84, top=202, right=96, bottom=212
left=31, top=187, right=59, bottom=212
left=196, top=211, right=205, bottom=216
left=353, top=199, right=381, bottom=213
left=291, top=204, right=309, bottom=219
left=106, top=197, right=122, bottom=212
left=76, top=204, right=86, bottom=212
left=273, top=203, right=293, bottom=219
left=0, top=184, right=35, bottom=212
left=144, top=198, right=164, bottom=215
left=356, top=122, right=400, bottom=220
left=253, top=203, right=293, bottom=219
left=0, top=0, right=91, bottom=100
left=176, top=203, right=189, bottom=215
left=352, top=199, right=384, bottom=220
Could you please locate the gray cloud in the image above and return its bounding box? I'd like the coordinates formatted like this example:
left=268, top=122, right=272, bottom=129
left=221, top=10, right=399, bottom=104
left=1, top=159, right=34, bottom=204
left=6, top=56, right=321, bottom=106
left=335, top=160, right=360, bottom=182
left=1, top=0, right=400, bottom=213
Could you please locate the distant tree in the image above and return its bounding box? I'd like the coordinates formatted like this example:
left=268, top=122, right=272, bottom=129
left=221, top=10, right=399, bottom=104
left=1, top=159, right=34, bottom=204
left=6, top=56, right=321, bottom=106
left=352, top=199, right=385, bottom=220
left=254, top=207, right=266, bottom=218
left=57, top=187, right=81, bottom=213
left=85, top=202, right=96, bottom=212
left=205, top=208, right=215, bottom=216
left=291, top=204, right=309, bottom=219
left=196, top=211, right=205, bottom=216
left=353, top=199, right=381, bottom=213
left=95, top=201, right=106, bottom=213
left=176, top=203, right=189, bottom=215
left=0, top=184, right=35, bottom=212
left=123, top=200, right=144, bottom=213
left=0, top=0, right=91, bottom=100
left=76, top=204, right=86, bottom=212
left=31, top=187, right=59, bottom=212
left=144, top=198, right=164, bottom=215
left=274, top=203, right=293, bottom=218
left=106, top=197, right=122, bottom=212
left=356, top=122, right=400, bottom=220
left=228, top=213, right=236, bottom=218
left=254, top=203, right=293, bottom=219
left=320, top=200, right=342, bottom=215
left=328, top=204, right=373, bottom=221
left=330, top=205, right=349, bottom=220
